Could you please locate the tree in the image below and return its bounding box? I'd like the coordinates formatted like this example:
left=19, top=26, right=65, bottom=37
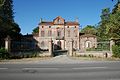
left=0, top=0, right=21, bottom=47
left=97, top=8, right=111, bottom=41
left=105, top=2, right=120, bottom=38
left=32, top=26, right=39, bottom=34
left=2, top=0, right=14, bottom=21
left=81, top=25, right=97, bottom=35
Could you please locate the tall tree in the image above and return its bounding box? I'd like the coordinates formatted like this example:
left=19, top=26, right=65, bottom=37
left=105, top=2, right=120, bottom=38
left=0, top=0, right=21, bottom=47
left=2, top=0, right=14, bottom=21
left=97, top=8, right=111, bottom=41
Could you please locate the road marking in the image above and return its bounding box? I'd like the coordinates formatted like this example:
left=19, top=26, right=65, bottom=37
left=0, top=68, right=8, bottom=70
left=72, top=67, right=107, bottom=70
left=22, top=68, right=59, bottom=70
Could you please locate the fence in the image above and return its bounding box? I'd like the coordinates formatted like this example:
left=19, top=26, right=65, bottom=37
left=11, top=40, right=36, bottom=52
left=86, top=41, right=110, bottom=51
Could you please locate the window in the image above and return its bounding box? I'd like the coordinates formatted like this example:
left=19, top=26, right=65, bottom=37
left=67, top=26, right=69, bottom=28
left=67, top=30, right=70, bottom=37
left=42, top=26, right=44, bottom=28
left=41, top=41, right=44, bottom=47
left=75, top=41, right=77, bottom=49
left=41, top=30, right=45, bottom=37
left=85, top=41, right=91, bottom=48
left=57, top=30, right=61, bottom=37
left=48, top=30, right=52, bottom=36
left=74, top=30, right=77, bottom=37
left=49, top=26, right=51, bottom=28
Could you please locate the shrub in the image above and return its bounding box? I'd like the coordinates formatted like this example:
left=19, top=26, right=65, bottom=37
left=0, top=48, right=10, bottom=59
left=112, top=45, right=120, bottom=58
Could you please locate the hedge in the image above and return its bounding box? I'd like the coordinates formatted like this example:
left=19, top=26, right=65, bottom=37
left=112, top=45, right=120, bottom=58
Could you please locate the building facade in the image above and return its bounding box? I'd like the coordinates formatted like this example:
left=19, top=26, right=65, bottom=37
left=34, top=16, right=97, bottom=51
left=35, top=16, right=79, bottom=50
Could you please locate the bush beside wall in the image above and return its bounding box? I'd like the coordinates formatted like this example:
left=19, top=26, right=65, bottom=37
left=112, top=45, right=120, bottom=58
left=0, top=48, right=10, bottom=59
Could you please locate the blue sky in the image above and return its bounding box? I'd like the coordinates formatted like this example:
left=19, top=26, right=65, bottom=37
left=13, top=0, right=117, bottom=35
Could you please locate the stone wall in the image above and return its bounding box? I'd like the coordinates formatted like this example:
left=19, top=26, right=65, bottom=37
left=80, top=34, right=97, bottom=51
left=75, top=51, right=112, bottom=58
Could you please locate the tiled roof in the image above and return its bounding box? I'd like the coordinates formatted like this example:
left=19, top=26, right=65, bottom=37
left=65, top=22, right=79, bottom=25
left=39, top=16, right=79, bottom=26
left=39, top=22, right=53, bottom=25
left=39, top=21, right=79, bottom=25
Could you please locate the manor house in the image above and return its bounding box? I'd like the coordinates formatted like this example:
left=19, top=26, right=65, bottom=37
left=34, top=16, right=97, bottom=51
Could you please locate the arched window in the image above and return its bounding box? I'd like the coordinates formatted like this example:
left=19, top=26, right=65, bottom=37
left=85, top=41, right=91, bottom=48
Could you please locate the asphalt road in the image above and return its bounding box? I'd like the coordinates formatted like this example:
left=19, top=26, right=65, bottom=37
left=0, top=56, right=120, bottom=80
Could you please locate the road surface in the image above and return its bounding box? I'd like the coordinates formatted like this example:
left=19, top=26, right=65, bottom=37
left=0, top=55, right=120, bottom=80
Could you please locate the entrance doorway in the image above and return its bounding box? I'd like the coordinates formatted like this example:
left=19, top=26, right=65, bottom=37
left=57, top=40, right=61, bottom=50
left=85, top=41, right=91, bottom=48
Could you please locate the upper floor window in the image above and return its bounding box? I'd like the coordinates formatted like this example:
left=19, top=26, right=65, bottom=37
left=41, top=30, right=45, bottom=37
left=42, top=26, right=44, bottom=28
left=67, top=30, right=70, bottom=37
left=57, top=30, right=61, bottom=37
left=74, top=30, right=77, bottom=37
left=48, top=30, right=52, bottom=37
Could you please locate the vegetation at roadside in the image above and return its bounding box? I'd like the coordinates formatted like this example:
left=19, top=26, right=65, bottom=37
left=0, top=0, right=21, bottom=48
left=0, top=48, right=9, bottom=59
left=81, top=2, right=120, bottom=57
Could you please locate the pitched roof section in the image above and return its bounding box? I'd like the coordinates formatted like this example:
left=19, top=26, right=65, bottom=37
left=39, top=16, right=79, bottom=26
left=39, top=22, right=53, bottom=25
left=53, top=16, right=65, bottom=25
left=65, top=22, right=79, bottom=26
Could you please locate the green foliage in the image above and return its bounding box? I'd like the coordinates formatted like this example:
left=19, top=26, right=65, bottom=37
left=112, top=45, right=120, bottom=58
left=97, top=3, right=120, bottom=41
left=0, top=47, right=9, bottom=59
left=0, top=47, right=7, bottom=53
left=32, top=26, right=39, bottom=33
left=10, top=51, right=40, bottom=59
left=105, top=2, right=120, bottom=39
left=0, top=0, right=21, bottom=47
left=97, top=8, right=111, bottom=41
left=81, top=25, right=97, bottom=35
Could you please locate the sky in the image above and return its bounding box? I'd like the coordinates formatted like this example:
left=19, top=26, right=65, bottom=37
left=13, top=0, right=117, bottom=35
